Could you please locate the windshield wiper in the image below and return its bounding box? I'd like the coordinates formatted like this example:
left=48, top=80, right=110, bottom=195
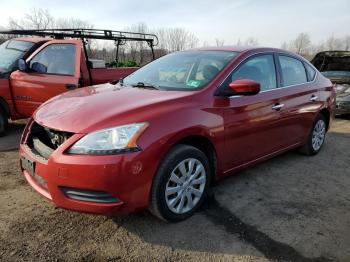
left=131, top=82, right=159, bottom=90
left=110, top=78, right=123, bottom=85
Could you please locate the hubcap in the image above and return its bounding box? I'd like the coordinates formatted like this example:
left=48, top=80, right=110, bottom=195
left=312, top=119, right=326, bottom=151
left=165, top=158, right=206, bottom=214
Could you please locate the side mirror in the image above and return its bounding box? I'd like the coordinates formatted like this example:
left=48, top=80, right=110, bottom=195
left=228, top=79, right=260, bottom=96
left=18, top=59, right=27, bottom=71
left=31, top=62, right=47, bottom=74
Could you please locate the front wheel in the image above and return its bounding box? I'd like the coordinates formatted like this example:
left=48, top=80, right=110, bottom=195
left=149, top=145, right=211, bottom=222
left=299, top=114, right=327, bottom=155
left=0, top=110, right=8, bottom=137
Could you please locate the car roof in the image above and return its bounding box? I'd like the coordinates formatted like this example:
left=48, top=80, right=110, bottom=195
left=12, top=37, right=51, bottom=43
left=191, top=46, right=293, bottom=54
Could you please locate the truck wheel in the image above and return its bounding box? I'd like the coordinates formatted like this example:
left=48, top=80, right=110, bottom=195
left=149, top=144, right=211, bottom=222
left=0, top=110, right=8, bottom=137
left=299, top=114, right=327, bottom=156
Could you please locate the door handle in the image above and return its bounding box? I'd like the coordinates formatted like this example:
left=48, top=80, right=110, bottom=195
left=310, top=95, right=318, bottom=102
left=272, top=103, right=285, bottom=110
left=65, top=84, right=77, bottom=90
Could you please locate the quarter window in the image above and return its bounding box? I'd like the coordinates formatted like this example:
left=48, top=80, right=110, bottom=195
left=279, top=55, right=307, bottom=86
left=29, top=44, right=76, bottom=76
left=230, top=54, right=277, bottom=91
left=305, top=63, right=316, bottom=81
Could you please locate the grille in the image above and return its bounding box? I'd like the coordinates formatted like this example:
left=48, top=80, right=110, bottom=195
left=26, top=122, right=74, bottom=159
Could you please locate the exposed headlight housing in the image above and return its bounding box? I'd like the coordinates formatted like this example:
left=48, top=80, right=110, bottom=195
left=68, top=123, right=148, bottom=155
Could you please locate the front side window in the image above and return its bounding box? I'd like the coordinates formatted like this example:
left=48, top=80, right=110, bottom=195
left=230, top=54, right=277, bottom=91
left=279, top=55, right=307, bottom=86
left=123, top=51, right=238, bottom=91
left=29, top=44, right=76, bottom=76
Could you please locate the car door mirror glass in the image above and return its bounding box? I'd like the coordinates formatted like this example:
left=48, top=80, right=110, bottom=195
left=31, top=62, right=47, bottom=74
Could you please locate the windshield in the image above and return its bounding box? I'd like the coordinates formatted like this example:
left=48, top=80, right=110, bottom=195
left=0, top=40, right=34, bottom=73
left=123, top=51, right=238, bottom=91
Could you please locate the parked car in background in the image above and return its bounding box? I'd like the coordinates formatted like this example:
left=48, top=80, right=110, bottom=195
left=19, top=47, right=335, bottom=222
left=312, top=51, right=350, bottom=115
left=0, top=29, right=158, bottom=136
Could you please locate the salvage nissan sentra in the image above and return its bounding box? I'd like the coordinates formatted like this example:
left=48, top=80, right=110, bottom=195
left=19, top=47, right=335, bottom=221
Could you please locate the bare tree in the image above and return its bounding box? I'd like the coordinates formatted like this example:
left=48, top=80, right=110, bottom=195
left=54, top=18, right=93, bottom=29
left=344, top=36, right=350, bottom=51
left=291, top=33, right=311, bottom=55
left=326, top=34, right=344, bottom=50
left=8, top=8, right=92, bottom=30
left=201, top=40, right=210, bottom=47
left=215, top=38, right=225, bottom=47
left=158, top=27, right=199, bottom=52
left=244, top=37, right=259, bottom=46
left=281, top=41, right=289, bottom=50
left=9, top=8, right=53, bottom=30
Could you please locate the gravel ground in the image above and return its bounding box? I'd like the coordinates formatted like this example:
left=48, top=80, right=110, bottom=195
left=0, top=117, right=349, bottom=262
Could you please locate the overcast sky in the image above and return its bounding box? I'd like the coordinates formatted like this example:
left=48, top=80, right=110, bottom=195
left=0, top=0, right=349, bottom=47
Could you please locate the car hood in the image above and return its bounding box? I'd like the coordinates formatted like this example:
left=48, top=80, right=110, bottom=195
left=34, top=83, right=194, bottom=133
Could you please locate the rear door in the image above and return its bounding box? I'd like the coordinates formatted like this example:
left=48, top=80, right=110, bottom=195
left=275, top=54, right=321, bottom=147
left=10, top=40, right=82, bottom=117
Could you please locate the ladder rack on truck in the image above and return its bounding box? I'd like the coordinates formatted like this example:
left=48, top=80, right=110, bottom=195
left=0, top=28, right=159, bottom=65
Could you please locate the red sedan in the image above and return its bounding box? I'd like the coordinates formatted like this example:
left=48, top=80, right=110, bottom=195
left=19, top=47, right=335, bottom=221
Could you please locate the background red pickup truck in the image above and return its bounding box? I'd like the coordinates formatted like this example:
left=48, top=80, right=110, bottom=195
left=0, top=29, right=158, bottom=135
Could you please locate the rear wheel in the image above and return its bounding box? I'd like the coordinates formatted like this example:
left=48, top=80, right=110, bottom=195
left=0, top=110, right=8, bottom=137
left=149, top=145, right=211, bottom=222
left=299, top=114, right=327, bottom=155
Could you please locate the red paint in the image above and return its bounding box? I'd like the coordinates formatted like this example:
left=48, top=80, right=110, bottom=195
left=229, top=79, right=260, bottom=95
left=0, top=37, right=138, bottom=121
left=19, top=47, right=335, bottom=216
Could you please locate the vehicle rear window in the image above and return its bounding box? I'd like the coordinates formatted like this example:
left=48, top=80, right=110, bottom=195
left=279, top=55, right=307, bottom=86
left=29, top=44, right=76, bottom=76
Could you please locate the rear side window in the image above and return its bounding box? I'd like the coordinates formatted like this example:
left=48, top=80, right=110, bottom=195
left=279, top=55, right=307, bottom=86
left=231, top=54, right=277, bottom=91
left=305, top=63, right=316, bottom=81
left=29, top=44, right=76, bottom=76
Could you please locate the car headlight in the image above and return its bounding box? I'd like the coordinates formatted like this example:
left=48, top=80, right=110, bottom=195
left=68, top=122, right=148, bottom=155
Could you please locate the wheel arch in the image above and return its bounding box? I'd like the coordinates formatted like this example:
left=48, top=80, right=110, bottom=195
left=0, top=96, right=10, bottom=118
left=319, top=107, right=330, bottom=131
left=163, top=133, right=218, bottom=182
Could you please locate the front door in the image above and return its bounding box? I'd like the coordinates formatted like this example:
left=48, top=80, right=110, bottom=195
left=222, top=53, right=287, bottom=172
left=10, top=40, right=82, bottom=118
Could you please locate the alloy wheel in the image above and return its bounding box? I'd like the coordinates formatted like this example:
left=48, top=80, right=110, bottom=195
left=165, top=158, right=206, bottom=214
left=312, top=119, right=326, bottom=151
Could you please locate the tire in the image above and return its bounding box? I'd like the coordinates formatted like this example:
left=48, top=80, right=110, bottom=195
left=0, top=110, right=8, bottom=137
left=299, top=114, right=327, bottom=156
left=149, top=144, right=211, bottom=222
